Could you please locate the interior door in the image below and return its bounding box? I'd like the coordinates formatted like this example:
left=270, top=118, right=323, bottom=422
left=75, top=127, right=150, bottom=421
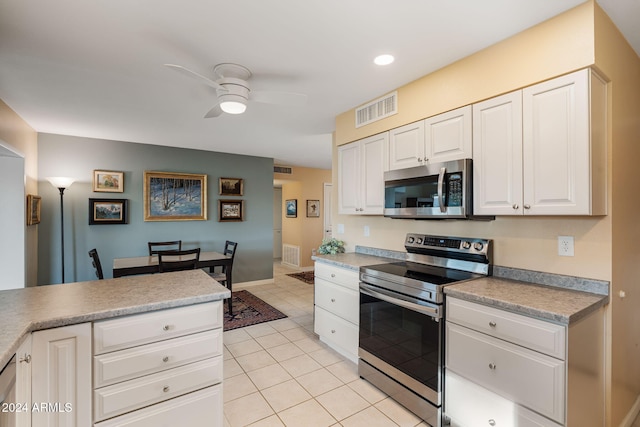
left=323, top=183, right=332, bottom=240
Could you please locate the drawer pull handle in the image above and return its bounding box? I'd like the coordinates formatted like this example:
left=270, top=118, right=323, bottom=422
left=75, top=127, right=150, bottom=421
left=489, top=363, right=497, bottom=370
left=331, top=298, right=336, bottom=302
left=489, top=321, right=497, bottom=327
left=163, top=386, right=170, bottom=393
left=331, top=273, right=336, bottom=278
left=162, top=356, right=169, bottom=363
left=331, top=329, right=336, bottom=334
left=19, top=354, right=31, bottom=364
left=163, top=325, right=171, bottom=331
left=488, top=420, right=496, bottom=426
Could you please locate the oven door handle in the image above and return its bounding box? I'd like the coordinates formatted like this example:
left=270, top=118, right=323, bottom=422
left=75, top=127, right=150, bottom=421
left=359, top=283, right=441, bottom=319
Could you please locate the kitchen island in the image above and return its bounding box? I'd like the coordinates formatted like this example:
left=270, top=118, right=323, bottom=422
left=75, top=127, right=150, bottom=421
left=0, top=269, right=229, bottom=426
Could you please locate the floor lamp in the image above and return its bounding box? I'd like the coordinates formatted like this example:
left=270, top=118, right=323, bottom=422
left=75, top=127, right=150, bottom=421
left=47, top=177, right=75, bottom=283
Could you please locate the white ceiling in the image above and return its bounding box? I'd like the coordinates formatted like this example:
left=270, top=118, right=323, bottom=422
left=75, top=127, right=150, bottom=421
left=0, top=0, right=637, bottom=170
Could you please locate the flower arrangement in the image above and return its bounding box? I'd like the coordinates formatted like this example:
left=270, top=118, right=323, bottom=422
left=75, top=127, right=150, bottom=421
left=317, top=238, right=345, bottom=255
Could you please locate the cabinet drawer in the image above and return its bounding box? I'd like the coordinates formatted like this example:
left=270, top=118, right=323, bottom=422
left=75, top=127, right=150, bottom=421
left=94, top=329, right=222, bottom=388
left=94, top=302, right=222, bottom=355
left=315, top=278, right=359, bottom=324
left=447, top=297, right=566, bottom=359
left=314, top=263, right=359, bottom=290
left=314, top=306, right=358, bottom=360
left=93, top=356, right=222, bottom=422
left=446, top=323, right=565, bottom=423
left=94, top=385, right=222, bottom=427
left=445, top=370, right=562, bottom=427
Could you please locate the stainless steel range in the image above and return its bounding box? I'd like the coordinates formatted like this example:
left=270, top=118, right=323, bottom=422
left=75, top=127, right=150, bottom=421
left=358, top=233, right=492, bottom=427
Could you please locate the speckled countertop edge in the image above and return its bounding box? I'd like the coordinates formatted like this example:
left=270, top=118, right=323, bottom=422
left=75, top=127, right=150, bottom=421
left=0, top=270, right=230, bottom=369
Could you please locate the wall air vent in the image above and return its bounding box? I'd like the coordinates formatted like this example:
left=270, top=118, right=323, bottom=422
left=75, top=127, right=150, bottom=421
left=355, top=91, right=398, bottom=128
left=274, top=166, right=292, bottom=174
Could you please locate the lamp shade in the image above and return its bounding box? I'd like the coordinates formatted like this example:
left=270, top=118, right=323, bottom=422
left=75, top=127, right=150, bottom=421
left=47, top=177, right=75, bottom=189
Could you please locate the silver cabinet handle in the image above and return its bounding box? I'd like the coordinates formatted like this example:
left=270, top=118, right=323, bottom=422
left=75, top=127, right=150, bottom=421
left=162, top=356, right=169, bottom=363
left=512, top=204, right=519, bottom=210
left=417, top=157, right=423, bottom=162
left=19, top=354, right=31, bottom=364
left=331, top=298, right=336, bottom=302
left=489, top=321, right=497, bottom=327
left=163, top=386, right=170, bottom=393
left=488, top=420, right=496, bottom=426
left=524, top=204, right=531, bottom=209
left=489, top=363, right=497, bottom=370
left=163, top=325, right=171, bottom=331
left=331, top=273, right=336, bottom=278
left=331, top=329, right=336, bottom=334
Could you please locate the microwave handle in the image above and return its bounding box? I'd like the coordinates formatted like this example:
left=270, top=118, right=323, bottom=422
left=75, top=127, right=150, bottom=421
left=437, top=167, right=446, bottom=213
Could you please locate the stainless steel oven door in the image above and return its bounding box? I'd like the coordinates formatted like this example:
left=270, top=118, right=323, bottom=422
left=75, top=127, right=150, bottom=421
left=358, top=282, right=443, bottom=406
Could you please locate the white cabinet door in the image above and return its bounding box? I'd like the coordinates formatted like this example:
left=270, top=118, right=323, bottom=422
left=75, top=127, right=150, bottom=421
left=14, top=335, right=32, bottom=427
left=473, top=91, right=523, bottom=215
left=359, top=132, right=388, bottom=214
left=522, top=68, right=606, bottom=215
left=31, top=323, right=91, bottom=427
left=424, top=105, right=472, bottom=164
left=389, top=121, right=424, bottom=170
left=337, top=142, right=360, bottom=214
left=337, top=133, right=388, bottom=215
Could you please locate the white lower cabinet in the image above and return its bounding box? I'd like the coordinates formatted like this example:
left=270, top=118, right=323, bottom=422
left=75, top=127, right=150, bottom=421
left=314, top=262, right=359, bottom=362
left=93, top=302, right=224, bottom=426
left=444, top=297, right=605, bottom=427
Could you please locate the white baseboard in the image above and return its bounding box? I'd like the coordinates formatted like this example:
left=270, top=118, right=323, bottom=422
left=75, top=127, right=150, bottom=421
left=621, top=394, right=640, bottom=427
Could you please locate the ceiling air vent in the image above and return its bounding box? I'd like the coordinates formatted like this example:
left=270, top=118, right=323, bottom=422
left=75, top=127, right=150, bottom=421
left=274, top=166, right=292, bottom=174
left=355, top=91, right=397, bottom=128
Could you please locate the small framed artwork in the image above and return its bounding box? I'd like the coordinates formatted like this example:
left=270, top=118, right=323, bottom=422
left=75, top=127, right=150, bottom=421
left=26, top=194, right=41, bottom=226
left=144, top=171, right=207, bottom=221
left=219, top=177, right=244, bottom=196
left=306, top=200, right=320, bottom=217
left=285, top=199, right=297, bottom=218
left=89, top=198, right=128, bottom=225
left=93, top=170, right=124, bottom=193
left=218, top=199, right=244, bottom=222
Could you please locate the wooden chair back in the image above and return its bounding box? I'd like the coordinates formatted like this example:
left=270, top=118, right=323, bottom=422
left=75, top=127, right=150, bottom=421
left=158, top=248, right=201, bottom=273
left=88, top=248, right=104, bottom=280
left=148, top=240, right=182, bottom=255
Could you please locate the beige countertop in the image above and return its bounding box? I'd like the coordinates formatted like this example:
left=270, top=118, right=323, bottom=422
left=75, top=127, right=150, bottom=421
left=314, top=252, right=608, bottom=325
left=0, top=269, right=230, bottom=369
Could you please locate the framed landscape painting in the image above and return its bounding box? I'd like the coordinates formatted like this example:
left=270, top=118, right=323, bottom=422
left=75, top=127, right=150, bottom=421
left=144, top=171, right=207, bottom=221
left=285, top=199, right=297, bottom=218
left=26, top=194, right=41, bottom=226
left=93, top=170, right=124, bottom=192
left=219, top=177, right=244, bottom=196
left=89, top=198, right=128, bottom=225
left=218, top=199, right=244, bottom=222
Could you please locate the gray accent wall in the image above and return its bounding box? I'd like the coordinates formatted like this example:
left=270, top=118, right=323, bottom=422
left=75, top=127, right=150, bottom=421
left=37, top=133, right=274, bottom=285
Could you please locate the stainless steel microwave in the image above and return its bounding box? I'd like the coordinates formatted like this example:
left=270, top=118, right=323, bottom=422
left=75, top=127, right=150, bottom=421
left=384, top=158, right=482, bottom=219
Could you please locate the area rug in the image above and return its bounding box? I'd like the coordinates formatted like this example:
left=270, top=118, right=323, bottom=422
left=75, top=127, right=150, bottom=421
left=223, top=290, right=287, bottom=331
left=286, top=271, right=315, bottom=284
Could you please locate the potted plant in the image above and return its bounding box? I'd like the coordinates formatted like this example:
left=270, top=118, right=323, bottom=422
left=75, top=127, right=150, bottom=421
left=317, top=238, right=345, bottom=255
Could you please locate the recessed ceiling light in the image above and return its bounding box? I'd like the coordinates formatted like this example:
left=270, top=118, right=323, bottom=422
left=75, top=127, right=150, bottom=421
left=374, top=54, right=395, bottom=66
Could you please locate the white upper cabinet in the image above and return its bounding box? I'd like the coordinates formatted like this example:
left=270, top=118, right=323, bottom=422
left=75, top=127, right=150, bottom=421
left=338, top=132, right=388, bottom=215
left=389, top=105, right=472, bottom=170
left=473, top=69, right=607, bottom=216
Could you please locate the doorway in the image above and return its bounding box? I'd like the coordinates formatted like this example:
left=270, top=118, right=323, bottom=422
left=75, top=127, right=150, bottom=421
left=0, top=141, right=25, bottom=289
left=273, top=187, right=282, bottom=259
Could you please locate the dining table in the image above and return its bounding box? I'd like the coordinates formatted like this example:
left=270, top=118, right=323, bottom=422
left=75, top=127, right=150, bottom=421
left=112, top=251, right=233, bottom=286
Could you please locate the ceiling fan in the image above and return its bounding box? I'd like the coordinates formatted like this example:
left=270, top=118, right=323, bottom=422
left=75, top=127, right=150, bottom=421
left=164, top=63, right=307, bottom=118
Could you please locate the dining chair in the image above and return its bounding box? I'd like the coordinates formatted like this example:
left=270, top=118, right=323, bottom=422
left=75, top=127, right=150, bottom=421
left=209, top=241, right=238, bottom=315
left=157, top=248, right=201, bottom=273
left=88, top=248, right=104, bottom=280
left=148, top=240, right=182, bottom=255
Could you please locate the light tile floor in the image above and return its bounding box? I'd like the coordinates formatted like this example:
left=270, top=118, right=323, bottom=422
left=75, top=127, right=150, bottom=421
left=223, top=262, right=428, bottom=427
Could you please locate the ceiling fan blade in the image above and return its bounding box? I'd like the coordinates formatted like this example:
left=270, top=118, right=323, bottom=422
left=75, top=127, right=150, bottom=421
left=204, top=104, right=223, bottom=118
left=164, top=64, right=227, bottom=91
left=249, top=91, right=308, bottom=106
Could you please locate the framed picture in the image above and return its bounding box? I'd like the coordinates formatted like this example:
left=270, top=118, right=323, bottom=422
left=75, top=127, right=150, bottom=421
left=306, top=199, right=320, bottom=217
left=218, top=199, right=244, bottom=222
left=144, top=171, right=207, bottom=221
left=93, top=170, right=124, bottom=193
left=89, top=198, right=128, bottom=225
left=285, top=199, right=297, bottom=218
left=26, top=194, right=41, bottom=226
left=219, top=177, right=244, bottom=196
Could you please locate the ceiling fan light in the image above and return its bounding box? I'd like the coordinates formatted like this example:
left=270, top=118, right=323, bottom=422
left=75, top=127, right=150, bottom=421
left=220, top=101, right=247, bottom=114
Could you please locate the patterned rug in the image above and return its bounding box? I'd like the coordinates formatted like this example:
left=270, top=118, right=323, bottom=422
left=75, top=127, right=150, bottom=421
left=286, top=270, right=315, bottom=284
left=223, top=290, right=287, bottom=331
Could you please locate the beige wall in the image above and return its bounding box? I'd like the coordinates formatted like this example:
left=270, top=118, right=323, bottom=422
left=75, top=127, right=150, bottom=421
left=594, top=4, right=640, bottom=426
left=0, top=99, right=38, bottom=287
left=276, top=166, right=331, bottom=268
left=333, top=1, right=640, bottom=424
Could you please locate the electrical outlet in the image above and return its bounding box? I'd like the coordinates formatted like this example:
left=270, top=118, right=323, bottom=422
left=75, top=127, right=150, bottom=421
left=364, top=225, right=370, bottom=237
left=558, top=236, right=574, bottom=256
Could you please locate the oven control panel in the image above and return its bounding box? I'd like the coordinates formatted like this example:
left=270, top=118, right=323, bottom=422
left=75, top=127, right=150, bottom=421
left=405, top=233, right=490, bottom=257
